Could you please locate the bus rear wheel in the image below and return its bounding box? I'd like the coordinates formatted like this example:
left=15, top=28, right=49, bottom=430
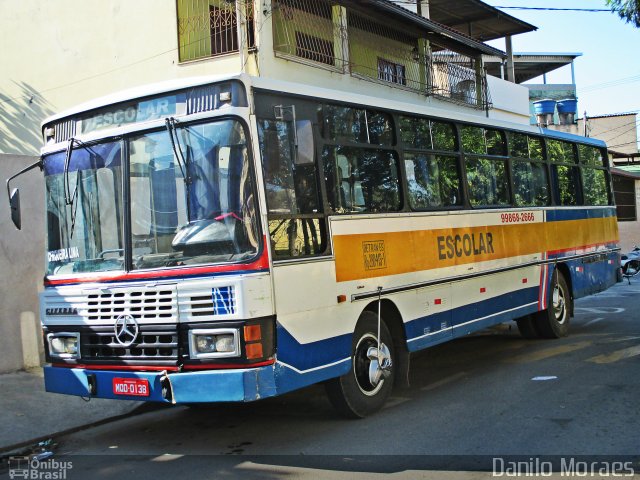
left=535, top=270, right=571, bottom=338
left=325, top=312, right=395, bottom=418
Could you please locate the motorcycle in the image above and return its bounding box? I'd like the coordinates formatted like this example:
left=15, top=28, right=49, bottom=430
left=621, top=246, right=640, bottom=284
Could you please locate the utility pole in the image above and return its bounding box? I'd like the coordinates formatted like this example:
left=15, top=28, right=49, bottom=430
left=583, top=111, right=588, bottom=137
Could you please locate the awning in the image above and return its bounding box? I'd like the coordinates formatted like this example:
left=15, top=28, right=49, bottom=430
left=427, top=0, right=537, bottom=42
left=483, top=53, right=582, bottom=83
left=352, top=0, right=507, bottom=58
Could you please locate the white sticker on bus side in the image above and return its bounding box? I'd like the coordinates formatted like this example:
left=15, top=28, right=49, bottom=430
left=47, top=247, right=80, bottom=262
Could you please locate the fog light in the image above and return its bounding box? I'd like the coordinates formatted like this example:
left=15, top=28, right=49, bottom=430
left=189, top=329, right=239, bottom=359
left=48, top=333, right=80, bottom=358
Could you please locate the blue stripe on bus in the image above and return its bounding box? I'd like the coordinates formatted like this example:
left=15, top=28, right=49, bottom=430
left=404, top=286, right=540, bottom=352
left=540, top=128, right=607, bottom=147
left=276, top=324, right=352, bottom=373
left=545, top=207, right=615, bottom=222
left=276, top=286, right=540, bottom=379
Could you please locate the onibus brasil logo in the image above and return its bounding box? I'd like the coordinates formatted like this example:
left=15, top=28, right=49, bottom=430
left=8, top=456, right=72, bottom=479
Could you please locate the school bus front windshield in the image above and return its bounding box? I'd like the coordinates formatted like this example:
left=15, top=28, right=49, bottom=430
left=44, top=118, right=260, bottom=276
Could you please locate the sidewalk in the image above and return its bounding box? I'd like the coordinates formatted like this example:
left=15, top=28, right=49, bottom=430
left=0, top=368, right=142, bottom=453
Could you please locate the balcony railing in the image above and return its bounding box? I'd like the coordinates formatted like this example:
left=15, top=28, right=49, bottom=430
left=271, top=0, right=492, bottom=110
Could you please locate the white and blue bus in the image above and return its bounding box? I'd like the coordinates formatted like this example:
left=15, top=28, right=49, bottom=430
left=7, top=74, right=620, bottom=417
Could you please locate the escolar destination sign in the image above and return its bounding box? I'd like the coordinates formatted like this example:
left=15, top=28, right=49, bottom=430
left=80, top=94, right=184, bottom=134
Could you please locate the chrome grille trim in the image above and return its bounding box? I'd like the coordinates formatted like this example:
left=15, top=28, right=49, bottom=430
left=42, top=284, right=179, bottom=324
left=81, top=325, right=179, bottom=361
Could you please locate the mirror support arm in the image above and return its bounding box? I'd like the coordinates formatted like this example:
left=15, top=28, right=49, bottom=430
left=6, top=158, right=43, bottom=202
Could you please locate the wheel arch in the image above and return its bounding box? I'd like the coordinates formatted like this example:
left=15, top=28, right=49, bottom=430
left=552, top=262, right=574, bottom=317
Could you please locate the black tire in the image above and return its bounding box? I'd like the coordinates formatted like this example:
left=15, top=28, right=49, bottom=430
left=516, top=314, right=540, bottom=339
left=535, top=270, right=571, bottom=338
left=325, top=311, right=395, bottom=418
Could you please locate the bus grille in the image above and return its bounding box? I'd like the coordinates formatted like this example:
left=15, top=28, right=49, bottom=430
left=80, top=325, right=179, bottom=362
left=86, top=288, right=177, bottom=322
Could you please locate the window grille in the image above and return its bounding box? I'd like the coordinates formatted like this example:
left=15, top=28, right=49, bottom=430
left=273, top=0, right=341, bottom=70
left=177, top=0, right=255, bottom=62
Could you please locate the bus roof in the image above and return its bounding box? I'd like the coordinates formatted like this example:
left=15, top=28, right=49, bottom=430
left=42, top=73, right=607, bottom=149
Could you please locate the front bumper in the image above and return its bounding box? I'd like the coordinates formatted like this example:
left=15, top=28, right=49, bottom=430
left=43, top=364, right=278, bottom=403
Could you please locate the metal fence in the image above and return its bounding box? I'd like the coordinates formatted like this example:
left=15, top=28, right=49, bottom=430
left=271, top=0, right=491, bottom=109
left=429, top=49, right=492, bottom=109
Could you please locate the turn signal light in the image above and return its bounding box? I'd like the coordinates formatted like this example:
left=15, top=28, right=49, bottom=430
left=245, top=343, right=264, bottom=359
left=244, top=325, right=262, bottom=342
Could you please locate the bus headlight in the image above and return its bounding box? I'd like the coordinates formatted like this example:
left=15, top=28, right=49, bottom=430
left=189, top=329, right=240, bottom=359
left=47, top=333, right=80, bottom=359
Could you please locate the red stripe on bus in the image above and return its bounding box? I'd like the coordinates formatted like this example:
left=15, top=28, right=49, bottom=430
left=44, top=237, right=270, bottom=286
left=182, top=359, right=275, bottom=371
left=52, top=363, right=180, bottom=372
left=546, top=242, right=617, bottom=256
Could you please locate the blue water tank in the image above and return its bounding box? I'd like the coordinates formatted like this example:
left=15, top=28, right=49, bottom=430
left=557, top=98, right=578, bottom=114
left=532, top=99, right=556, bottom=115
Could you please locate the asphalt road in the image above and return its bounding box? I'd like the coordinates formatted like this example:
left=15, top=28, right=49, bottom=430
left=5, top=280, right=640, bottom=478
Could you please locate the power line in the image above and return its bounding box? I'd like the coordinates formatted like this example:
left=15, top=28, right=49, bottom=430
left=492, top=6, right=611, bottom=12
left=581, top=73, right=640, bottom=93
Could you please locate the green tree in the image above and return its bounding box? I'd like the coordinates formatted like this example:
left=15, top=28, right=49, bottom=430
left=606, top=0, right=640, bottom=27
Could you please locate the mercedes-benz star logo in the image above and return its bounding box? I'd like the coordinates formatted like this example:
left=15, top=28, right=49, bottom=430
left=114, top=314, right=139, bottom=347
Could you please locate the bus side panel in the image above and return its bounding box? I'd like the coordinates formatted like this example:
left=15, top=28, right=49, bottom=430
left=450, top=286, right=539, bottom=339
left=545, top=206, right=619, bottom=301
left=271, top=260, right=355, bottom=394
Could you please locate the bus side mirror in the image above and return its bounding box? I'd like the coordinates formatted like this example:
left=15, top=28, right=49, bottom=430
left=295, top=120, right=315, bottom=166
left=9, top=188, right=21, bottom=230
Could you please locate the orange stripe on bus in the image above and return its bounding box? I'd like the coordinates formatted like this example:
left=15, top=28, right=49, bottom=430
left=334, top=216, right=618, bottom=282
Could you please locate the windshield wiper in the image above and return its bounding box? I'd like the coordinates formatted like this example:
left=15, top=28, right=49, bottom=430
left=63, top=137, right=98, bottom=238
left=165, top=117, right=192, bottom=220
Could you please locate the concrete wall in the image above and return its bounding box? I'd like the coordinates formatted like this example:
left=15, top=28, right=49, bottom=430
left=0, top=154, right=44, bottom=372
left=582, top=114, right=639, bottom=156
left=0, top=0, right=244, bottom=156
left=617, top=180, right=640, bottom=252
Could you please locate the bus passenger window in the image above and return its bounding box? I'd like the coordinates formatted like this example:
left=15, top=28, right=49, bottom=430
left=551, top=165, right=581, bottom=206
left=405, top=153, right=461, bottom=208
left=323, top=105, right=394, bottom=146
left=460, top=126, right=506, bottom=156
left=582, top=168, right=609, bottom=205
left=323, top=146, right=400, bottom=213
left=399, top=116, right=456, bottom=151
left=579, top=145, right=605, bottom=167
left=465, top=157, right=510, bottom=207
left=510, top=132, right=544, bottom=161
left=547, top=139, right=577, bottom=164
left=512, top=161, right=549, bottom=206
left=268, top=218, right=327, bottom=257
left=257, top=119, right=321, bottom=215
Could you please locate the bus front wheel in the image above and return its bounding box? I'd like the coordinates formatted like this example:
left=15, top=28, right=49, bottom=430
left=535, top=270, right=571, bottom=338
left=325, top=312, right=395, bottom=418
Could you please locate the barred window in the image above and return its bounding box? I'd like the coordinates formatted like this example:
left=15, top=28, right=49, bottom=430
left=378, top=58, right=406, bottom=86
left=177, top=0, right=255, bottom=62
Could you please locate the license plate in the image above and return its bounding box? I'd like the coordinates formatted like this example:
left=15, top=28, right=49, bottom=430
left=112, top=378, right=150, bottom=397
